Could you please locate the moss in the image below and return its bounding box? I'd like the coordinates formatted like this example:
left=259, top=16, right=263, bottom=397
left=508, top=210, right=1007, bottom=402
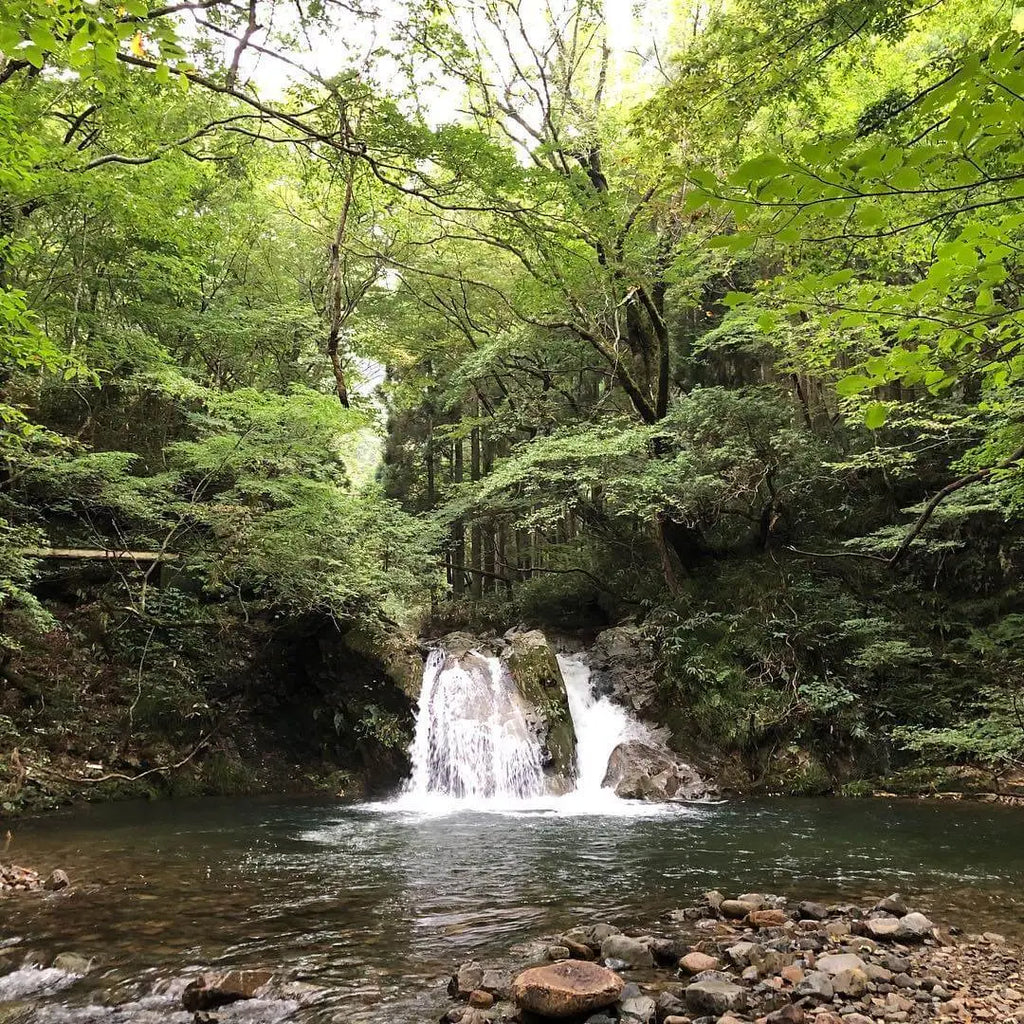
left=505, top=632, right=577, bottom=783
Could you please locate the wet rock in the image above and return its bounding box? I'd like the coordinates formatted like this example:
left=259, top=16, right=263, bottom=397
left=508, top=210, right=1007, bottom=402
left=684, top=972, right=747, bottom=1015
left=564, top=924, right=621, bottom=951
left=450, top=962, right=484, bottom=998
left=602, top=740, right=711, bottom=802
left=720, top=899, right=759, bottom=919
left=618, top=992, right=656, bottom=1022
left=679, top=951, right=720, bottom=974
left=505, top=629, right=577, bottom=789
left=467, top=989, right=493, bottom=1008
left=479, top=970, right=510, bottom=1000
left=181, top=969, right=274, bottom=1011
left=655, top=989, right=686, bottom=1018
left=559, top=937, right=597, bottom=960
left=600, top=934, right=654, bottom=968
left=512, top=961, right=624, bottom=1018
left=50, top=953, right=92, bottom=975
left=548, top=945, right=571, bottom=961
left=43, top=870, right=70, bottom=892
left=647, top=937, right=682, bottom=966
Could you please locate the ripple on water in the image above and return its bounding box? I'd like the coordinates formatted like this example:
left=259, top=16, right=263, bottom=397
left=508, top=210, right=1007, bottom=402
left=2, top=796, right=1024, bottom=1023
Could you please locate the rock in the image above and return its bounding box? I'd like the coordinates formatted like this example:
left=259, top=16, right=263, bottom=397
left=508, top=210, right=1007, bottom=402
left=467, top=990, right=493, bottom=1008
left=766, top=1007, right=805, bottom=1024
left=737, top=892, right=766, bottom=910
left=450, top=962, right=484, bottom=998
left=704, top=890, right=725, bottom=912
left=793, top=970, right=833, bottom=1003
left=548, top=945, right=571, bottom=961
left=875, top=894, right=909, bottom=916
left=618, top=993, right=656, bottom=1022
left=864, top=916, right=900, bottom=940
left=823, top=920, right=850, bottom=939
left=797, top=901, right=828, bottom=921
left=559, top=937, right=597, bottom=961
left=504, top=630, right=577, bottom=789
left=512, top=961, right=624, bottom=1019
left=480, top=970, right=510, bottom=999
left=815, top=953, right=866, bottom=976
left=602, top=740, right=711, bottom=802
left=588, top=625, right=660, bottom=713
left=600, top=934, right=654, bottom=968
left=604, top=957, right=628, bottom=971
left=564, top=924, right=621, bottom=951
left=51, top=953, right=91, bottom=975
left=684, top=972, right=747, bottom=1015
left=181, top=969, right=273, bottom=1011
left=43, top=870, right=70, bottom=892
left=748, top=909, right=787, bottom=928
left=725, top=942, right=760, bottom=968
left=655, top=990, right=686, bottom=1018
left=833, top=967, right=869, bottom=997
left=896, top=911, right=935, bottom=941
left=679, top=952, right=720, bottom=974
left=647, top=937, right=682, bottom=966
left=780, top=965, right=804, bottom=985
left=720, top=899, right=759, bottom=919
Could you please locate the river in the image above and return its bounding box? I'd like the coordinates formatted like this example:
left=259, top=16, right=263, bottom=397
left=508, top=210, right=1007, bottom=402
left=2, top=795, right=1024, bottom=1022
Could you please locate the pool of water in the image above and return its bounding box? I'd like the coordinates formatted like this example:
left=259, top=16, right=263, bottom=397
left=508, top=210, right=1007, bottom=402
left=3, top=795, right=1024, bottom=1021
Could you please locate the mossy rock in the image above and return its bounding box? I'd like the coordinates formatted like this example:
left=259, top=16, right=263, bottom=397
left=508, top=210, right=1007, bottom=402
left=504, top=630, right=577, bottom=788
left=342, top=619, right=424, bottom=699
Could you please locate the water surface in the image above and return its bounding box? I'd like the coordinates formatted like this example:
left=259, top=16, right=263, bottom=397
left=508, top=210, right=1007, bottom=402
left=3, top=796, right=1024, bottom=1021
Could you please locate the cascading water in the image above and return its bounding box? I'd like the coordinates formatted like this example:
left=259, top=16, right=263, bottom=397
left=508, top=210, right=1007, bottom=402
left=403, top=648, right=546, bottom=804
left=397, top=646, right=650, bottom=813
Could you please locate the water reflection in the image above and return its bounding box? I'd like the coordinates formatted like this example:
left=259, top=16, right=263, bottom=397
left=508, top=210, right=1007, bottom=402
left=2, top=796, right=1024, bottom=1021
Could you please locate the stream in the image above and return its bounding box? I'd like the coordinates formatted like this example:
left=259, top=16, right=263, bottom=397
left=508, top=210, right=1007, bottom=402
left=3, top=795, right=1024, bottom=1022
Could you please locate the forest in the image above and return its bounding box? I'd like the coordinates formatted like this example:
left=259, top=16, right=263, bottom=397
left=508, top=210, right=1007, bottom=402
left=3, top=0, right=1024, bottom=811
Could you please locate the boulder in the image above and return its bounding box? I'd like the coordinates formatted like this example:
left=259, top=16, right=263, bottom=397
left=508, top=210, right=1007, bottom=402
left=588, top=626, right=660, bottom=713
left=480, top=969, right=511, bottom=1000
left=749, top=909, right=788, bottom=928
left=599, top=935, right=654, bottom=968
left=51, top=953, right=91, bottom=975
left=449, top=962, right=484, bottom=998
left=602, top=739, right=712, bottom=801
left=181, top=969, right=273, bottom=1011
left=679, top=951, right=720, bottom=974
left=563, top=924, right=621, bottom=951
left=618, top=993, right=656, bottom=1022
left=797, top=901, right=828, bottom=921
left=467, top=990, right=493, bottom=1009
left=721, top=899, right=759, bottom=919
left=684, top=972, right=747, bottom=1015
left=43, top=870, right=70, bottom=892
left=864, top=916, right=900, bottom=940
left=512, top=961, right=624, bottom=1018
left=875, top=894, right=909, bottom=917
left=833, top=967, right=869, bottom=997
left=793, top=971, right=833, bottom=1003
left=896, top=912, right=935, bottom=941
left=504, top=630, right=577, bottom=790
left=816, top=953, right=866, bottom=976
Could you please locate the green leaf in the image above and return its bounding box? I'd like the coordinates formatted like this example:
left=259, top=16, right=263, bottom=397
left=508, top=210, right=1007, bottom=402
left=836, top=375, right=873, bottom=397
left=864, top=402, right=888, bottom=429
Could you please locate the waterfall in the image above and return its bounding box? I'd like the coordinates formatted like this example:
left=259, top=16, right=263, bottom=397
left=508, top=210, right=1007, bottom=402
left=403, top=648, right=546, bottom=804
left=396, top=646, right=648, bottom=813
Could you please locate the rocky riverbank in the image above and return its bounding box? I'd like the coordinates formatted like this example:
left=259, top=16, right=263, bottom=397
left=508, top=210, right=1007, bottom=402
left=441, top=892, right=1024, bottom=1023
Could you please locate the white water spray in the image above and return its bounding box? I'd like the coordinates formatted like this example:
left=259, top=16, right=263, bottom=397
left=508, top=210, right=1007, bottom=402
left=403, top=648, right=546, bottom=803
left=396, top=647, right=653, bottom=814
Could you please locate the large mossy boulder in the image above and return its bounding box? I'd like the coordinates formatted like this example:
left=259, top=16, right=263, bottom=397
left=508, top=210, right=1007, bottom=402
left=504, top=630, right=577, bottom=792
